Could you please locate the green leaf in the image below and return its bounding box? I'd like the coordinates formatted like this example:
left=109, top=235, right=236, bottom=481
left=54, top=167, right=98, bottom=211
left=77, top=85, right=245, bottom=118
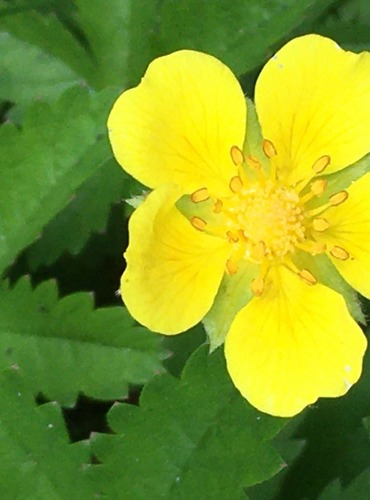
left=319, top=468, right=370, bottom=500
left=275, top=340, right=370, bottom=499
left=0, top=366, right=95, bottom=498
left=0, top=276, right=164, bottom=406
left=0, top=85, right=120, bottom=275
left=26, top=158, right=127, bottom=269
left=0, top=2, right=95, bottom=85
left=0, top=31, right=80, bottom=103
left=74, top=0, right=157, bottom=89
left=157, top=0, right=337, bottom=76
left=90, top=346, right=286, bottom=499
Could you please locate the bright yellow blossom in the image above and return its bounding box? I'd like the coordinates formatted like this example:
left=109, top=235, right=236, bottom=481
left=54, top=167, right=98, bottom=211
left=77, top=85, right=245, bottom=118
left=108, top=35, right=370, bottom=417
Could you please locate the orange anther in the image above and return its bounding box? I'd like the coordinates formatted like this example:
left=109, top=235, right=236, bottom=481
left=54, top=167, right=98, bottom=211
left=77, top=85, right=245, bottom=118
left=227, top=231, right=239, bottom=243
left=230, top=145, right=245, bottom=166
left=310, top=179, right=327, bottom=196
left=262, top=139, right=277, bottom=159
left=251, top=276, right=265, bottom=296
left=312, top=218, right=330, bottom=232
left=229, top=175, right=243, bottom=193
left=251, top=241, right=266, bottom=261
left=191, top=187, right=209, bottom=203
left=312, top=155, right=331, bottom=174
left=298, top=269, right=317, bottom=285
left=329, top=191, right=348, bottom=206
left=213, top=199, right=223, bottom=213
left=226, top=259, right=238, bottom=275
left=246, top=156, right=262, bottom=171
left=330, top=246, right=350, bottom=260
left=190, top=216, right=207, bottom=231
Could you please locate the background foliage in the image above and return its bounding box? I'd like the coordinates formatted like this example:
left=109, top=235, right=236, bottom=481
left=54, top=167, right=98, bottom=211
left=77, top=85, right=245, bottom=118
left=1, top=0, right=370, bottom=498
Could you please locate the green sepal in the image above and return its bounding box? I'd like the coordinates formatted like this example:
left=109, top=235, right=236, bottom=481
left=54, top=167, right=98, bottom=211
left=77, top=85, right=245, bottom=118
left=242, top=98, right=269, bottom=180
left=307, top=150, right=370, bottom=209
left=203, top=260, right=258, bottom=351
left=293, top=251, right=365, bottom=324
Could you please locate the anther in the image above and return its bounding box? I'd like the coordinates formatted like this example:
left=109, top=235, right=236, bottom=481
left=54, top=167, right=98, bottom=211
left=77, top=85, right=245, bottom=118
left=227, top=231, right=239, bottom=243
left=226, top=259, right=238, bottom=275
left=190, top=216, right=207, bottom=231
left=297, top=240, right=326, bottom=255
left=262, top=139, right=277, bottom=159
left=246, top=156, right=262, bottom=171
left=330, top=246, right=350, bottom=260
left=229, top=175, right=243, bottom=193
left=251, top=276, right=265, bottom=296
left=312, top=218, right=330, bottom=232
left=191, top=187, right=209, bottom=203
left=312, top=155, right=331, bottom=174
left=330, top=191, right=348, bottom=206
left=251, top=241, right=266, bottom=261
left=310, top=179, right=327, bottom=196
left=298, top=269, right=317, bottom=285
left=230, top=145, right=245, bottom=166
left=213, top=199, right=223, bottom=213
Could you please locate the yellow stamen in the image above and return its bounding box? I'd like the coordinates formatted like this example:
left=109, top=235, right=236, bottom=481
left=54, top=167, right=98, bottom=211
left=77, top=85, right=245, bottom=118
left=213, top=199, right=223, bottom=213
left=229, top=175, right=243, bottom=193
left=251, top=240, right=266, bottom=261
left=262, top=139, right=277, bottom=159
left=190, top=188, right=209, bottom=203
left=312, top=155, right=331, bottom=174
left=251, top=276, right=265, bottom=296
left=230, top=145, right=245, bottom=166
left=312, top=218, right=330, bottom=232
left=227, top=230, right=239, bottom=243
left=330, top=191, right=349, bottom=206
left=246, top=156, right=262, bottom=171
left=296, top=240, right=326, bottom=255
left=191, top=187, right=209, bottom=203
left=298, top=269, right=317, bottom=285
left=190, top=216, right=207, bottom=231
left=330, top=246, right=350, bottom=260
left=310, top=179, right=327, bottom=196
left=226, top=259, right=238, bottom=275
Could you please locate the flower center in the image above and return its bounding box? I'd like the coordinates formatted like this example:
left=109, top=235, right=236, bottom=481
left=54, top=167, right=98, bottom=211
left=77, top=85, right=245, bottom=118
left=188, top=140, right=351, bottom=296
left=222, top=182, right=305, bottom=262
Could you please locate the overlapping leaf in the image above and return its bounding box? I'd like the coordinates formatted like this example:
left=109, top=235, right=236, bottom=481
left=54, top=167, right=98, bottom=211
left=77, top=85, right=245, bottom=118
left=0, top=85, right=121, bottom=275
left=0, top=277, right=164, bottom=406
left=90, top=346, right=286, bottom=499
left=0, top=367, right=96, bottom=498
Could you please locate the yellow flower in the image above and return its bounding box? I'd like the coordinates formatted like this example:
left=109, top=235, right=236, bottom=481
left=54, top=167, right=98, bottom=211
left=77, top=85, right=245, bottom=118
left=108, top=35, right=370, bottom=417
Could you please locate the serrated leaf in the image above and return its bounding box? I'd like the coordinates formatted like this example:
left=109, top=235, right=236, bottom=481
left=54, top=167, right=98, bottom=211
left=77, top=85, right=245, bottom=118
left=0, top=367, right=95, bottom=498
left=90, top=346, right=286, bottom=499
left=0, top=276, right=164, bottom=406
left=26, top=158, right=128, bottom=269
left=0, top=85, right=120, bottom=275
left=319, top=468, right=370, bottom=500
left=275, top=339, right=370, bottom=499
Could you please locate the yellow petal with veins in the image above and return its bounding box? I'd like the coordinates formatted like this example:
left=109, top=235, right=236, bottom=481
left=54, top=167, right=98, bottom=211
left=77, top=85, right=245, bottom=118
left=108, top=50, right=246, bottom=196
left=322, top=171, right=370, bottom=299
left=121, top=185, right=230, bottom=334
left=225, top=266, right=366, bottom=417
left=255, top=34, right=370, bottom=185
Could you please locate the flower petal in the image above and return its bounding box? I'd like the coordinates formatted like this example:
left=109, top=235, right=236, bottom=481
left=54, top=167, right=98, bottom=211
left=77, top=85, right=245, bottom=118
left=108, top=50, right=246, bottom=196
left=225, top=266, right=367, bottom=417
left=121, top=185, right=230, bottom=334
left=320, top=171, right=370, bottom=299
left=255, top=35, right=370, bottom=184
